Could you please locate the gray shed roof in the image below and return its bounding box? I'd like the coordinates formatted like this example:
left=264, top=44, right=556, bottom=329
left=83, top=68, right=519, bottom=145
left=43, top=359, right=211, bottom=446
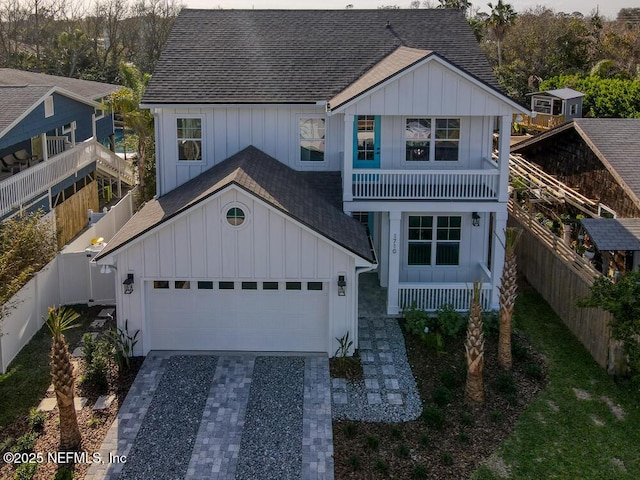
left=0, top=85, right=52, bottom=134
left=581, top=218, right=640, bottom=251
left=529, top=88, right=584, bottom=100
left=96, top=146, right=375, bottom=263
left=143, top=9, right=501, bottom=104
left=0, top=68, right=119, bottom=100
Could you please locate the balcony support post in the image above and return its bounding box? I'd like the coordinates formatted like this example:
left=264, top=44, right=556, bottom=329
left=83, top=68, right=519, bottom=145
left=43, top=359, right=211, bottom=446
left=498, top=114, right=511, bottom=202
left=343, top=114, right=354, bottom=203
left=490, top=209, right=508, bottom=309
left=387, top=211, right=401, bottom=315
left=40, top=133, right=48, bottom=162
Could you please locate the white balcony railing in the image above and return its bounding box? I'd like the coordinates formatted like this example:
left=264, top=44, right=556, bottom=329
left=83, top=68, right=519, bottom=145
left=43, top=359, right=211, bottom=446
left=0, top=139, right=96, bottom=217
left=398, top=282, right=493, bottom=312
left=95, top=143, right=137, bottom=186
left=352, top=169, right=500, bottom=200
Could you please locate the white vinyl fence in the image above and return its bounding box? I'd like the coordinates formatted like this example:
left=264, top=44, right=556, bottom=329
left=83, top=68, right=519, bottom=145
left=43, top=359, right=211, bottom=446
left=0, top=190, right=136, bottom=373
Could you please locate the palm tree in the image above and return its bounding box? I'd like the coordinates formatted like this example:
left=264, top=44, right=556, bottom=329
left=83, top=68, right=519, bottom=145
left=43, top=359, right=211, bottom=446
left=46, top=306, right=81, bottom=450
left=109, top=62, right=153, bottom=197
left=498, top=227, right=523, bottom=369
left=464, top=281, right=485, bottom=404
left=487, top=0, right=517, bottom=68
left=437, top=0, right=472, bottom=15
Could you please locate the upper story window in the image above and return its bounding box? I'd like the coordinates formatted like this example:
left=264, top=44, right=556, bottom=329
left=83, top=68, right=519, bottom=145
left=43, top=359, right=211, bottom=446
left=406, top=118, right=460, bottom=162
left=299, top=117, right=325, bottom=162
left=177, top=118, right=202, bottom=161
left=44, top=96, right=54, bottom=118
left=408, top=215, right=461, bottom=266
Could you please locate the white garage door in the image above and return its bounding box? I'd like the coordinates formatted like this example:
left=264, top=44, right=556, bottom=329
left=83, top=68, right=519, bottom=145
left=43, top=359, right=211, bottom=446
left=146, top=280, right=329, bottom=352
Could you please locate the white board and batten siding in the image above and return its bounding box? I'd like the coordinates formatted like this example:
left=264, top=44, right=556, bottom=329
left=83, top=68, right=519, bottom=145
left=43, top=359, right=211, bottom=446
left=155, top=105, right=344, bottom=196
left=340, top=59, right=516, bottom=118
left=111, top=186, right=358, bottom=356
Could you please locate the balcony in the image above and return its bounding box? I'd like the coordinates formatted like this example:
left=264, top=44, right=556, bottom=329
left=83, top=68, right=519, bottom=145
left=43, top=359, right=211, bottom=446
left=0, top=139, right=96, bottom=217
left=351, top=167, right=500, bottom=201
left=515, top=113, right=565, bottom=132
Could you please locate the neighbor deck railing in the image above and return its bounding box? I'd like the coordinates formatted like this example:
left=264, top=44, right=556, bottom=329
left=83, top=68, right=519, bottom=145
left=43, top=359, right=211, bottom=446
left=0, top=139, right=95, bottom=217
left=352, top=169, right=500, bottom=200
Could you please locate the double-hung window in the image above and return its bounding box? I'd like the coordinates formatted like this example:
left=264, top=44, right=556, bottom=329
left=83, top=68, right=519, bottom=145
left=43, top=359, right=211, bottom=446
left=299, top=117, right=325, bottom=162
left=177, top=118, right=202, bottom=161
left=408, top=215, right=461, bottom=266
left=406, top=118, right=459, bottom=162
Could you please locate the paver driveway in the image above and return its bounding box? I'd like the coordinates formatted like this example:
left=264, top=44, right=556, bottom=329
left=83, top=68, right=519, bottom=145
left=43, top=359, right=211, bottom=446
left=86, top=354, right=333, bottom=480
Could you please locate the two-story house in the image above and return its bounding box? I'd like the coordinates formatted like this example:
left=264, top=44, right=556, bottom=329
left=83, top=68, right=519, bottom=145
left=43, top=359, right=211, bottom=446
left=95, top=9, right=527, bottom=356
left=0, top=69, right=134, bottom=245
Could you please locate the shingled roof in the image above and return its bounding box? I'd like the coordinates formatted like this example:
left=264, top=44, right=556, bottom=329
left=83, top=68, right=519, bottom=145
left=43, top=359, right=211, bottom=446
left=581, top=218, right=640, bottom=251
left=0, top=85, right=52, bottom=135
left=0, top=68, right=119, bottom=100
left=143, top=9, right=501, bottom=104
left=96, top=146, right=375, bottom=263
left=512, top=118, right=640, bottom=205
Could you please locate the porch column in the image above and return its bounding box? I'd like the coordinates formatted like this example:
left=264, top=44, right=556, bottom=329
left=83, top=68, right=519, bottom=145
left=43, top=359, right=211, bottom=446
left=40, top=133, right=48, bottom=162
left=490, top=209, right=508, bottom=309
left=498, top=115, right=511, bottom=202
left=387, top=211, right=401, bottom=315
left=343, top=114, right=354, bottom=203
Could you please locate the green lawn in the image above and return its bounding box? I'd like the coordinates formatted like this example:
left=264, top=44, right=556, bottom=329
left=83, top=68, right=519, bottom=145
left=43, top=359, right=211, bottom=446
left=473, top=290, right=640, bottom=480
left=0, top=308, right=92, bottom=428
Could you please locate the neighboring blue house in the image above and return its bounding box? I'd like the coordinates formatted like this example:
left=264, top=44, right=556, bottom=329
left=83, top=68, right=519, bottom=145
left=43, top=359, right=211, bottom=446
left=0, top=69, right=135, bottom=244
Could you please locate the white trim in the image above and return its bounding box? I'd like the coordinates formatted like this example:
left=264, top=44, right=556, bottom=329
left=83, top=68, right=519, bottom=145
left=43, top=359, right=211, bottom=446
left=344, top=200, right=508, bottom=214
left=176, top=115, right=204, bottom=162
left=142, top=102, right=321, bottom=110
left=297, top=114, right=327, bottom=165
left=222, top=201, right=251, bottom=229
left=44, top=96, right=54, bottom=118
left=328, top=54, right=529, bottom=115
left=403, top=116, right=461, bottom=164
left=405, top=214, right=463, bottom=268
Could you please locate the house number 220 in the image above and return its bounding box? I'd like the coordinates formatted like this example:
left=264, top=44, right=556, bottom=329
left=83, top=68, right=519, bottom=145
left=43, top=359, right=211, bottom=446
left=392, top=234, right=397, bottom=254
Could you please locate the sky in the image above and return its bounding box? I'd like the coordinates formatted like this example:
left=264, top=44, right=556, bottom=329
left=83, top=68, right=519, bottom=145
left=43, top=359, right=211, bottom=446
left=183, top=0, right=632, bottom=20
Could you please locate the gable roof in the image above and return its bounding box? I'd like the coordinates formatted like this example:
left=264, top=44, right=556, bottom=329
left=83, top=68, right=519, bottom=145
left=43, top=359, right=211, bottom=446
left=581, top=218, right=640, bottom=251
left=512, top=118, right=640, bottom=206
left=143, top=9, right=501, bottom=105
left=0, top=68, right=119, bottom=101
left=96, top=146, right=375, bottom=263
left=0, top=85, right=52, bottom=135
left=529, top=88, right=584, bottom=100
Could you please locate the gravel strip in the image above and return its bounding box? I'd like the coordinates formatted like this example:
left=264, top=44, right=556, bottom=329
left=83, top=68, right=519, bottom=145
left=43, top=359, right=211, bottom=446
left=120, top=355, right=218, bottom=480
left=332, top=316, right=423, bottom=422
left=235, top=356, right=304, bottom=480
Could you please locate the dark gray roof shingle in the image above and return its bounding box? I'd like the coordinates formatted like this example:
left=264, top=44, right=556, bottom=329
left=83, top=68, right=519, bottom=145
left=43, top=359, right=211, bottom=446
left=143, top=9, right=500, bottom=104
left=581, top=218, right=640, bottom=251
left=96, top=146, right=375, bottom=263
left=0, top=68, right=119, bottom=100
left=0, top=85, right=52, bottom=134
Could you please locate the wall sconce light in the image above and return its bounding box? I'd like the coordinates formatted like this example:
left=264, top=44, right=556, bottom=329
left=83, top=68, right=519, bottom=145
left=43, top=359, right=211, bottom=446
left=100, top=264, right=112, bottom=274
left=123, top=273, right=134, bottom=294
left=337, top=274, right=346, bottom=296
left=472, top=212, right=481, bottom=227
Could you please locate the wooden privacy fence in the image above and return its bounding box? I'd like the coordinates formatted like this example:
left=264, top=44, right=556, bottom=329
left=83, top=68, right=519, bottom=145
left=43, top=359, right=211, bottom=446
left=508, top=201, right=621, bottom=373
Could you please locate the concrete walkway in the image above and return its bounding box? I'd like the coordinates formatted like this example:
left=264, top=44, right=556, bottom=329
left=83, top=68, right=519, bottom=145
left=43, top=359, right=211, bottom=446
left=86, top=354, right=334, bottom=480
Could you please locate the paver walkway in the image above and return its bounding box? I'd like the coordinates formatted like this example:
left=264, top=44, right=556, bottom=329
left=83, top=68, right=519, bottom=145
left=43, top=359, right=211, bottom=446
left=87, top=354, right=334, bottom=480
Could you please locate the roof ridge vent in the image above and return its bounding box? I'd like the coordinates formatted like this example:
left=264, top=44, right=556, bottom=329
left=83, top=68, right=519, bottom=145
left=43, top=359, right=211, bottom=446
left=386, top=20, right=391, bottom=28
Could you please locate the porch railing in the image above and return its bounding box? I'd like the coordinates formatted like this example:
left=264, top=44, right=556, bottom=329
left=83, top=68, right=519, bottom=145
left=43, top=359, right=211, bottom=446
left=95, top=143, right=137, bottom=186
left=398, top=282, right=493, bottom=312
left=515, top=113, right=565, bottom=131
left=0, top=139, right=95, bottom=217
left=46, top=136, right=72, bottom=157
left=352, top=169, right=500, bottom=200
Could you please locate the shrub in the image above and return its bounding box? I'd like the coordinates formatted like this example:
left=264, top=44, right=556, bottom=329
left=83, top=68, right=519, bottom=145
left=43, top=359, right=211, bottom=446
left=419, top=433, right=430, bottom=448
left=512, top=339, right=530, bottom=361
left=0, top=436, right=15, bottom=453
left=13, top=462, right=38, bottom=480
left=441, top=452, right=454, bottom=466
left=373, top=460, right=389, bottom=474
left=53, top=467, right=75, bottom=480
left=85, top=340, right=110, bottom=393
left=403, top=303, right=430, bottom=336
left=10, top=432, right=38, bottom=453
left=348, top=454, right=361, bottom=471
left=104, top=320, right=139, bottom=371
left=495, top=373, right=517, bottom=396
left=439, top=369, right=462, bottom=389
left=390, top=426, right=402, bottom=439
left=458, top=431, right=470, bottom=444
left=432, top=386, right=453, bottom=407
left=28, top=408, right=46, bottom=432
left=395, top=444, right=411, bottom=458
left=524, top=361, right=544, bottom=380
left=412, top=464, right=427, bottom=479
left=482, top=310, right=500, bottom=337
left=364, top=435, right=379, bottom=451
left=459, top=412, right=474, bottom=426
left=81, top=332, right=97, bottom=365
left=436, top=304, right=466, bottom=337
left=422, top=405, right=445, bottom=429
left=343, top=422, right=357, bottom=438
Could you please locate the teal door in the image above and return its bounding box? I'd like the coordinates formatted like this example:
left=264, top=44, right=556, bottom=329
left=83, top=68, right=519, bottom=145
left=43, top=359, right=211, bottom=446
left=353, top=115, right=381, bottom=169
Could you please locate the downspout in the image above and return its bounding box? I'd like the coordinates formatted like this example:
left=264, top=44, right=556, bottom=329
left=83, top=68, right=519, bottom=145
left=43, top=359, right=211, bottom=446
left=353, top=236, right=378, bottom=351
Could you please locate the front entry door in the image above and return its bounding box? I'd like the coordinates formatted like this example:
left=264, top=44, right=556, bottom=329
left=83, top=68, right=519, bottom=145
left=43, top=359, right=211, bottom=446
left=353, top=115, right=380, bottom=169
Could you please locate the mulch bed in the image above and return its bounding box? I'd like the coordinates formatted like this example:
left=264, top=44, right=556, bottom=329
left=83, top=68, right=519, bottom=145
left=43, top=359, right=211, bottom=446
left=333, top=322, right=547, bottom=479
left=330, top=352, right=364, bottom=381
left=0, top=340, right=142, bottom=480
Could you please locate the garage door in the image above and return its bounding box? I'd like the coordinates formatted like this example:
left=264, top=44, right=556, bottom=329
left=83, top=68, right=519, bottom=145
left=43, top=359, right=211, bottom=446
left=146, top=280, right=328, bottom=352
